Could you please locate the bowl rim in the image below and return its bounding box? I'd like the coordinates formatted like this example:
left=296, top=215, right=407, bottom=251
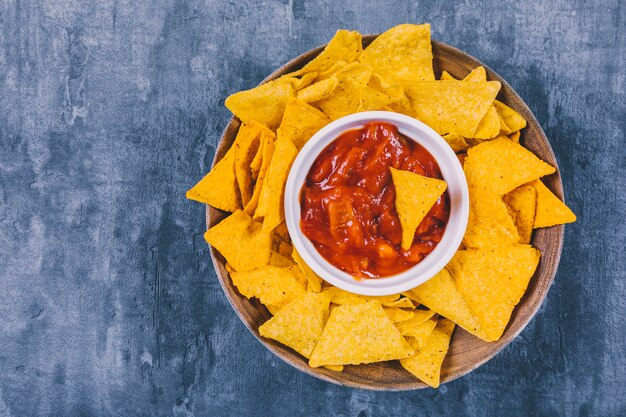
left=205, top=36, right=565, bottom=391
left=284, top=110, right=469, bottom=296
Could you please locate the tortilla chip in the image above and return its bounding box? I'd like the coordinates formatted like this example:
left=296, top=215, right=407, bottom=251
left=244, top=129, right=276, bottom=215
left=292, top=30, right=362, bottom=76
left=277, top=99, right=330, bottom=150
left=273, top=221, right=291, bottom=242
left=225, top=78, right=295, bottom=130
left=316, top=61, right=348, bottom=80
left=266, top=304, right=281, bottom=315
left=384, top=307, right=417, bottom=323
left=259, top=292, right=331, bottom=358
left=186, top=147, right=240, bottom=212
left=204, top=210, right=271, bottom=272
left=270, top=250, right=294, bottom=267
left=508, top=130, right=521, bottom=143
left=383, top=297, right=416, bottom=309
left=439, top=70, right=454, bottom=81
left=404, top=268, right=492, bottom=341
left=390, top=168, right=448, bottom=250
left=297, top=77, right=339, bottom=103
left=464, top=137, right=556, bottom=196
left=277, top=240, right=293, bottom=258
left=317, top=63, right=372, bottom=120
left=406, top=81, right=501, bottom=137
left=323, top=365, right=344, bottom=372
left=503, top=185, right=537, bottom=244
left=357, top=85, right=398, bottom=112
left=463, top=66, right=487, bottom=82
left=465, top=195, right=521, bottom=249
left=360, top=24, right=434, bottom=83
left=397, top=317, right=438, bottom=351
left=530, top=179, right=577, bottom=228
left=442, top=133, right=470, bottom=153
left=401, top=318, right=455, bottom=388
left=279, top=71, right=318, bottom=90
left=472, top=104, right=500, bottom=139
left=397, top=309, right=436, bottom=325
left=230, top=265, right=306, bottom=308
left=309, top=301, right=414, bottom=367
left=493, top=100, right=527, bottom=132
left=234, top=122, right=265, bottom=205
left=323, top=286, right=401, bottom=306
left=292, top=248, right=323, bottom=293
left=256, top=137, right=298, bottom=232
left=249, top=134, right=265, bottom=180
left=447, top=245, right=540, bottom=341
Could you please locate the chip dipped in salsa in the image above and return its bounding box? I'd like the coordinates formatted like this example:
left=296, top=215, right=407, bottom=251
left=300, top=122, right=450, bottom=278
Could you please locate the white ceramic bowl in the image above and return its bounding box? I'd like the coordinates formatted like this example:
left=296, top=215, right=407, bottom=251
left=284, top=111, right=469, bottom=296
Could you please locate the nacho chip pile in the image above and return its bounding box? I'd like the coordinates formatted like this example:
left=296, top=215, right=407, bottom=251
left=187, top=23, right=576, bottom=388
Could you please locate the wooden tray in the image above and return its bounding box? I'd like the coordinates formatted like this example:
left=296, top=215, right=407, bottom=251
left=205, top=35, right=564, bottom=390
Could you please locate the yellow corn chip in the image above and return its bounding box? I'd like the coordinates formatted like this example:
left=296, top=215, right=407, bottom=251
left=406, top=81, right=501, bottom=137
left=244, top=129, right=276, bottom=215
left=397, top=309, right=436, bottom=325
left=315, top=60, right=348, bottom=80
left=317, top=63, right=372, bottom=120
left=323, top=365, right=344, bottom=372
left=401, top=318, right=455, bottom=388
left=529, top=179, right=577, bottom=228
left=439, top=70, right=454, bottom=81
left=472, top=104, right=500, bottom=139
left=463, top=137, right=556, bottom=196
left=503, top=185, right=537, bottom=244
left=382, top=297, right=416, bottom=309
left=225, top=78, right=295, bottom=130
left=204, top=210, right=271, bottom=272
left=360, top=24, right=434, bottom=83
left=270, top=250, right=294, bottom=267
left=266, top=304, right=281, bottom=315
left=465, top=195, right=520, bottom=249
left=297, top=77, right=339, bottom=103
left=259, top=292, right=331, bottom=358
left=230, top=265, right=306, bottom=308
left=256, top=137, right=298, bottom=233
left=447, top=245, right=540, bottom=341
left=390, top=168, right=448, bottom=250
left=493, top=100, right=527, bottom=133
left=397, top=317, right=437, bottom=351
left=508, top=130, right=521, bottom=143
left=499, top=114, right=513, bottom=135
left=442, top=133, right=470, bottom=153
left=367, top=73, right=411, bottom=114
left=234, top=122, right=265, bottom=205
left=309, top=301, right=414, bottom=367
left=249, top=134, right=265, bottom=180
left=292, top=30, right=362, bottom=76
left=279, top=71, right=318, bottom=90
left=464, top=66, right=487, bottom=82
left=384, top=307, right=416, bottom=323
left=273, top=221, right=291, bottom=242
left=292, top=248, right=322, bottom=293
left=357, top=85, right=398, bottom=112
left=277, top=99, right=330, bottom=150
left=404, top=268, right=492, bottom=341
left=323, top=286, right=401, bottom=306
left=277, top=240, right=293, bottom=258
left=186, top=147, right=240, bottom=212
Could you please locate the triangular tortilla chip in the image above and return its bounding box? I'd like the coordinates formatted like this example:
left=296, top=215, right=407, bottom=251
left=259, top=292, right=331, bottom=358
left=269, top=250, right=294, bottom=267
left=508, top=130, right=521, bottom=143
left=230, top=265, right=306, bottom=308
left=277, top=99, right=330, bottom=150
left=464, top=137, right=556, bottom=196
left=317, top=63, right=372, bottom=120
left=383, top=297, right=416, bottom=309
left=186, top=147, right=240, bottom=212
left=292, top=248, right=322, bottom=293
left=323, top=287, right=401, bottom=306
left=384, top=307, right=417, bottom=323
left=297, top=77, right=339, bottom=103
left=279, top=71, right=318, bottom=91
left=465, top=195, right=521, bottom=248
left=529, top=179, right=576, bottom=228
left=390, top=168, right=448, bottom=250
left=256, top=137, right=298, bottom=233
left=244, top=129, right=276, bottom=216
left=234, top=122, right=265, bottom=205
left=472, top=104, right=500, bottom=139
left=503, top=184, right=537, bottom=244
left=493, top=100, right=527, bottom=132
left=397, top=317, right=438, bottom=351
left=442, top=133, right=470, bottom=153
left=463, top=66, right=487, bottom=82
left=404, top=268, right=492, bottom=341
left=291, top=30, right=362, bottom=76
left=360, top=24, right=434, bottom=83
left=406, top=81, right=501, bottom=137
left=439, top=70, right=454, bottom=80
left=401, top=318, right=455, bottom=388
left=225, top=78, right=295, bottom=130
left=204, top=210, right=271, bottom=272
left=309, top=301, right=414, bottom=367
left=447, top=245, right=540, bottom=341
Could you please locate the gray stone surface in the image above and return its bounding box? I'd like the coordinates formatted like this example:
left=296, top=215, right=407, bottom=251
left=0, top=1, right=624, bottom=416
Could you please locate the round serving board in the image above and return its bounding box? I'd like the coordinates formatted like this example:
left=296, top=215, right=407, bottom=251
left=205, top=35, right=564, bottom=390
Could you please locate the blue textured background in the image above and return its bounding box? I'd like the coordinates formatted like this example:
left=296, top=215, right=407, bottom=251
left=0, top=1, right=624, bottom=416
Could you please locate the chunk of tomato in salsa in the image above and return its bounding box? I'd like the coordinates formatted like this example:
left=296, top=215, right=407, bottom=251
left=300, top=122, right=450, bottom=279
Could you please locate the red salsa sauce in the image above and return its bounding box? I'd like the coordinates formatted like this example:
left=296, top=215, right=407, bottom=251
left=300, top=122, right=450, bottom=278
